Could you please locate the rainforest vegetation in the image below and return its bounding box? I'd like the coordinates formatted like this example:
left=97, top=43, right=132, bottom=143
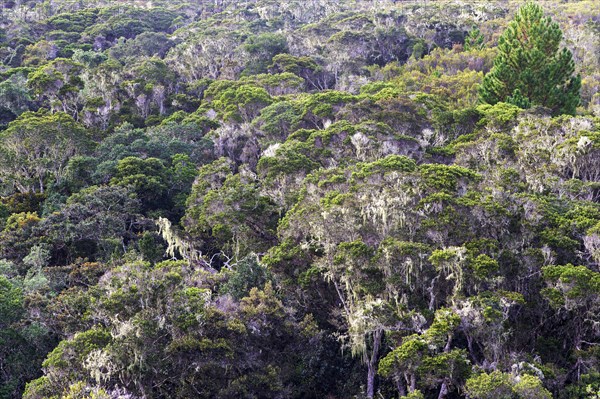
left=1, top=0, right=600, bottom=398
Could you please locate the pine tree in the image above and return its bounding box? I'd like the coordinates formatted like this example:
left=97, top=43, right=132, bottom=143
left=479, top=2, right=581, bottom=115
left=464, top=26, right=485, bottom=51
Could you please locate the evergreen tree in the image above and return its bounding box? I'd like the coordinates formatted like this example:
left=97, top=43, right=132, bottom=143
left=479, top=2, right=580, bottom=115
left=464, top=26, right=485, bottom=51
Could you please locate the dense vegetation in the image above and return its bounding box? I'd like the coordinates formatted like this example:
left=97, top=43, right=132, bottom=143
left=1, top=0, right=600, bottom=398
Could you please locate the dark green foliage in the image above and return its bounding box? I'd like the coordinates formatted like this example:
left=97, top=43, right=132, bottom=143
left=0, top=110, right=91, bottom=194
left=0, top=275, right=56, bottom=399
left=479, top=2, right=581, bottom=115
left=207, top=82, right=273, bottom=123
left=220, top=254, right=272, bottom=300
left=185, top=172, right=279, bottom=259
left=36, top=185, right=143, bottom=263
left=0, top=74, right=31, bottom=127
left=1, top=1, right=599, bottom=398
left=465, top=371, right=551, bottom=399
left=109, top=32, right=175, bottom=61
left=110, top=156, right=169, bottom=211
left=22, top=260, right=327, bottom=399
left=244, top=33, right=289, bottom=75
left=464, top=26, right=485, bottom=51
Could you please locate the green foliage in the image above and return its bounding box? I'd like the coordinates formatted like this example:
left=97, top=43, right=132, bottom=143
left=542, top=264, right=600, bottom=307
left=27, top=259, right=325, bottom=399
left=465, top=371, right=514, bottom=399
left=0, top=275, right=23, bottom=326
left=465, top=371, right=551, bottom=399
left=468, top=254, right=499, bottom=278
left=2, top=1, right=600, bottom=398
left=464, top=26, right=485, bottom=51
left=0, top=74, right=31, bottom=127
left=37, top=185, right=142, bottom=263
left=353, top=155, right=417, bottom=179
left=110, top=156, right=168, bottom=210
left=476, top=102, right=521, bottom=129
left=399, top=391, right=424, bottom=399
left=419, top=164, right=480, bottom=191
left=207, top=83, right=274, bottom=123
left=243, top=33, right=289, bottom=75
left=185, top=172, right=279, bottom=259
left=479, top=2, right=581, bottom=115
left=0, top=110, right=90, bottom=193
left=561, top=372, right=600, bottom=399
left=379, top=309, right=468, bottom=394
left=220, top=254, right=272, bottom=300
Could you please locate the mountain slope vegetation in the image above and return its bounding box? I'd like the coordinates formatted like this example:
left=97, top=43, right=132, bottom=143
left=1, top=0, right=600, bottom=398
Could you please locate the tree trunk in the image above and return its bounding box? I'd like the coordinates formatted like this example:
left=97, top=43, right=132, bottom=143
left=444, top=334, right=453, bottom=352
left=466, top=334, right=475, bottom=361
left=427, top=276, right=439, bottom=311
left=366, top=329, right=382, bottom=399
left=437, top=380, right=449, bottom=399
left=396, top=377, right=407, bottom=397
left=366, top=363, right=376, bottom=399
left=437, top=335, right=453, bottom=399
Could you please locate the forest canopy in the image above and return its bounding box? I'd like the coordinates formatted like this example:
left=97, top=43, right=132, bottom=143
left=1, top=0, right=600, bottom=398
